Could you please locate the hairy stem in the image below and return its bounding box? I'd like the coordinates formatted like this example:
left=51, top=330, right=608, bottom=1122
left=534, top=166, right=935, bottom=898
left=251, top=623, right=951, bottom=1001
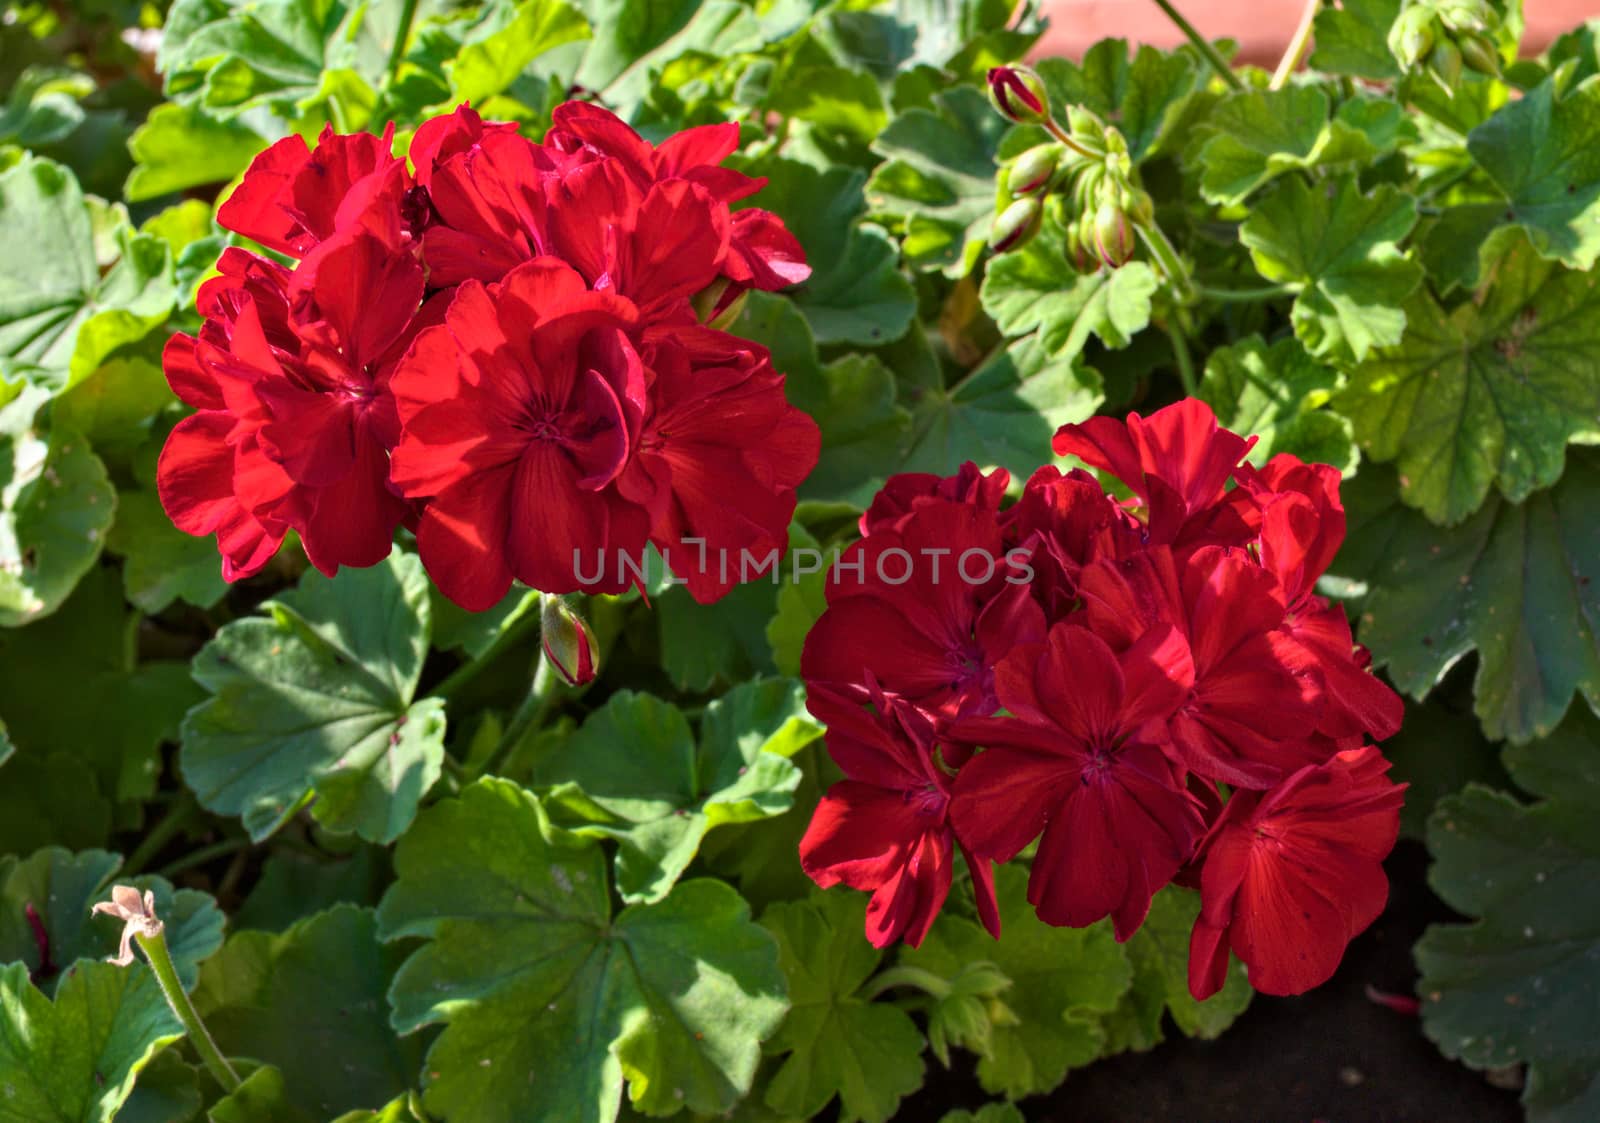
left=1149, top=0, right=1245, bottom=90
left=1271, top=0, right=1321, bottom=89
left=122, top=794, right=198, bottom=877
left=1137, top=221, right=1195, bottom=304
left=860, top=965, right=954, bottom=1001
left=134, top=929, right=241, bottom=1093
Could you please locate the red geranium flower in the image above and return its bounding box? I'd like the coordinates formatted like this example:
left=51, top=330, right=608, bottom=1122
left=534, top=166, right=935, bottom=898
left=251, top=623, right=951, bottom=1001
left=949, top=622, right=1204, bottom=939
left=800, top=680, right=999, bottom=947
left=860, top=462, right=1009, bottom=537
left=1187, top=746, right=1406, bottom=998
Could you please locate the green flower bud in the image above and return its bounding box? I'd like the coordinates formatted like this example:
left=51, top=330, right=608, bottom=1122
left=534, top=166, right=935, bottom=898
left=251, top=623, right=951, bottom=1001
left=1428, top=38, right=1464, bottom=92
left=1437, top=0, right=1496, bottom=33
left=989, top=195, right=1044, bottom=253
left=541, top=596, right=598, bottom=686
left=1008, top=143, right=1063, bottom=197
left=986, top=65, right=1050, bottom=125
left=1387, top=4, right=1438, bottom=69
left=1063, top=218, right=1092, bottom=273
left=1458, top=29, right=1502, bottom=77
left=1093, top=200, right=1137, bottom=268
left=1066, top=104, right=1106, bottom=146
left=1126, top=186, right=1155, bottom=227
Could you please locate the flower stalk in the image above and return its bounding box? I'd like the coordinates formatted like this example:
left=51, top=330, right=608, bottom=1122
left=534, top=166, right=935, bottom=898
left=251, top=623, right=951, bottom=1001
left=1148, top=0, right=1246, bottom=90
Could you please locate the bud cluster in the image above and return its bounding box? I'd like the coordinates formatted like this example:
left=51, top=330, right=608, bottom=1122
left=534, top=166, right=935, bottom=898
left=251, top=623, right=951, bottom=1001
left=984, top=66, right=1155, bottom=273
left=1388, top=0, right=1503, bottom=89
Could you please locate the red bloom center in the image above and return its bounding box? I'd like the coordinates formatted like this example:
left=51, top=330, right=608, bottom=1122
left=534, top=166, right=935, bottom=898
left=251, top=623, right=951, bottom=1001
left=907, top=784, right=949, bottom=820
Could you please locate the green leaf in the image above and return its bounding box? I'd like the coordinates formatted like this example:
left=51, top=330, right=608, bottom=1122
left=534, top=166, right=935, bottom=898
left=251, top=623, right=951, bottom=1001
left=656, top=573, right=779, bottom=692
left=0, top=68, right=93, bottom=148
left=119, top=1050, right=202, bottom=1123
left=531, top=680, right=818, bottom=902
left=106, top=489, right=228, bottom=614
left=232, top=846, right=388, bottom=933
left=701, top=742, right=838, bottom=911
left=902, top=865, right=1132, bottom=1098
left=865, top=86, right=1009, bottom=276
left=1196, top=86, right=1377, bottom=206
left=52, top=357, right=181, bottom=467
left=0, top=753, right=111, bottom=854
left=0, top=849, right=222, bottom=989
left=1384, top=696, right=1508, bottom=840
left=125, top=103, right=266, bottom=202
left=1417, top=709, right=1600, bottom=1122
left=1336, top=237, right=1600, bottom=523
left=1467, top=77, right=1600, bottom=273
left=0, top=426, right=117, bottom=627
left=180, top=552, right=446, bottom=843
left=447, top=0, right=590, bottom=106
left=902, top=334, right=1104, bottom=476
left=378, top=777, right=788, bottom=1123
left=205, top=1065, right=318, bottom=1123
left=1198, top=335, right=1355, bottom=473
left=194, top=905, right=422, bottom=1119
left=938, top=1106, right=1025, bottom=1123
left=1034, top=39, right=1206, bottom=162
left=428, top=585, right=539, bottom=658
left=0, top=961, right=184, bottom=1123
left=1099, top=886, right=1252, bottom=1053
left=1240, top=175, right=1421, bottom=362
left=1308, top=0, right=1403, bottom=79
left=0, top=156, right=174, bottom=383
left=760, top=891, right=926, bottom=1123
left=1337, top=452, right=1600, bottom=743
left=980, top=212, right=1158, bottom=361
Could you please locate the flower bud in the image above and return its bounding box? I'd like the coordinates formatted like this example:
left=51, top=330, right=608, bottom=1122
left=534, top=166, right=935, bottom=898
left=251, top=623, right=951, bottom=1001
left=1428, top=38, right=1464, bottom=91
left=1126, top=186, right=1155, bottom=227
left=1008, top=143, right=1063, bottom=197
left=1457, top=30, right=1502, bottom=77
left=1387, top=5, right=1437, bottom=69
left=1093, top=200, right=1136, bottom=268
left=989, top=195, right=1043, bottom=254
left=1065, top=105, right=1106, bottom=147
left=541, top=596, right=598, bottom=686
left=986, top=65, right=1050, bottom=125
left=1437, top=0, right=1495, bottom=33
left=1063, top=219, right=1092, bottom=273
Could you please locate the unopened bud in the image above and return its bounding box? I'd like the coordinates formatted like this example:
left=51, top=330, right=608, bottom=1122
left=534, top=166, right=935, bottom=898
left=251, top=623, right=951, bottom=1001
left=1065, top=105, right=1106, bottom=146
left=1064, top=219, right=1091, bottom=273
left=989, top=196, right=1043, bottom=254
left=986, top=66, right=1050, bottom=125
left=1388, top=5, right=1438, bottom=69
left=1437, top=0, right=1495, bottom=33
left=1008, top=144, right=1063, bottom=197
left=1458, top=30, right=1501, bottom=77
left=1126, top=186, right=1155, bottom=227
left=1093, top=201, right=1136, bottom=268
left=1428, top=38, right=1464, bottom=91
left=541, top=596, right=598, bottom=686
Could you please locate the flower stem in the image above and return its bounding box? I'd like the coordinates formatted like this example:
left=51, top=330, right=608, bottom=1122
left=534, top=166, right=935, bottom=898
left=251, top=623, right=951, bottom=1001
left=1042, top=118, right=1104, bottom=162
left=429, top=597, right=543, bottom=706
left=134, top=929, right=240, bottom=1093
left=861, top=965, right=954, bottom=1001
left=122, top=794, right=199, bottom=877
left=1137, top=221, right=1194, bottom=304
left=1195, top=281, right=1300, bottom=302
left=156, top=838, right=250, bottom=881
left=385, top=0, right=419, bottom=81
left=1149, top=0, right=1246, bottom=91
left=1271, top=0, right=1321, bottom=90
left=1165, top=320, right=1197, bottom=397
left=471, top=656, right=560, bottom=781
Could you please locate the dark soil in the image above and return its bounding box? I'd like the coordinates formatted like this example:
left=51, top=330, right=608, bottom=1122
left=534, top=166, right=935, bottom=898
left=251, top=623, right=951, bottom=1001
left=895, top=840, right=1525, bottom=1122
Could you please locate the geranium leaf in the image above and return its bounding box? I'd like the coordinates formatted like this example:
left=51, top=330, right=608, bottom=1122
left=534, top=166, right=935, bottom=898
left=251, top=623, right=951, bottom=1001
left=1099, top=886, right=1252, bottom=1053
left=1308, top=0, right=1403, bottom=79
left=180, top=552, right=446, bottom=844
left=980, top=212, right=1158, bottom=361
left=1196, top=86, right=1377, bottom=206
left=119, top=1050, right=202, bottom=1123
left=0, top=754, right=111, bottom=855
left=865, top=86, right=1009, bottom=277
left=939, top=1105, right=1025, bottom=1123
left=1337, top=453, right=1600, bottom=743
left=1336, top=237, right=1600, bottom=523
left=902, top=865, right=1132, bottom=1098
left=1198, top=335, right=1355, bottom=473
left=1240, top=175, right=1421, bottom=362
left=106, top=488, right=228, bottom=615
left=530, top=680, right=817, bottom=903
left=0, top=426, right=117, bottom=627
left=902, top=335, right=1103, bottom=476
left=1417, top=709, right=1600, bottom=1122
left=194, top=905, right=422, bottom=1119
left=1467, top=76, right=1600, bottom=273
left=656, top=575, right=779, bottom=692
left=760, top=890, right=927, bottom=1123
left=1035, top=39, right=1205, bottom=162
left=445, top=0, right=589, bottom=105
left=378, top=777, right=787, bottom=1123
left=124, top=103, right=266, bottom=202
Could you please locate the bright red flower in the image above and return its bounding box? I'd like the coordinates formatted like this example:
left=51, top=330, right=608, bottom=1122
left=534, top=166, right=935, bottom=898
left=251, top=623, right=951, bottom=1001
left=1052, top=398, right=1258, bottom=550
left=388, top=258, right=650, bottom=609
left=800, top=680, right=999, bottom=947
left=1001, top=465, right=1123, bottom=618
left=158, top=232, right=422, bottom=577
left=1187, top=746, right=1405, bottom=999
left=860, top=462, right=1009, bottom=537
left=801, top=499, right=1045, bottom=723
left=421, top=129, right=566, bottom=287
left=949, top=622, right=1204, bottom=939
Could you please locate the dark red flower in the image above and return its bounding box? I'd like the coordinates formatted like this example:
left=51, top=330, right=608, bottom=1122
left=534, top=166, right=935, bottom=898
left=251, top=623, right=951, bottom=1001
left=949, top=622, right=1203, bottom=939
left=1001, top=465, right=1123, bottom=617
left=1188, top=746, right=1405, bottom=999
left=800, top=680, right=999, bottom=947
left=1052, top=398, right=1258, bottom=551
left=388, top=258, right=650, bottom=609
left=421, top=129, right=566, bottom=287
left=860, top=462, right=1009, bottom=537
left=802, top=499, right=1045, bottom=723
left=407, top=102, right=519, bottom=191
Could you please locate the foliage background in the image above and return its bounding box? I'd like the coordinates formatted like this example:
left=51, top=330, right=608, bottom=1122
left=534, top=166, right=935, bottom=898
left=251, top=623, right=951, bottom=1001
left=0, top=0, right=1596, bottom=1120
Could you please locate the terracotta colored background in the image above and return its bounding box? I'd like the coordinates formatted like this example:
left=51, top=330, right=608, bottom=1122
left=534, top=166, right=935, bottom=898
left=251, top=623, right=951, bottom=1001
left=1034, top=0, right=1600, bottom=63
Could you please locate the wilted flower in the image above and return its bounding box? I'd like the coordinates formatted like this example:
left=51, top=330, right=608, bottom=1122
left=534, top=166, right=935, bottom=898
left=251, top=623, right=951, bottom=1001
left=91, top=885, right=163, bottom=967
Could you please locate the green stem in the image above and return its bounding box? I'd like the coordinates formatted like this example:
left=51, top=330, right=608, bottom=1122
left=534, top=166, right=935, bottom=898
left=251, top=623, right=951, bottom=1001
left=385, top=0, right=419, bottom=81
left=430, top=597, right=543, bottom=705
left=1042, top=118, right=1105, bottom=163
left=471, top=657, right=560, bottom=781
left=122, top=794, right=199, bottom=877
left=861, top=965, right=953, bottom=1001
left=134, top=929, right=240, bottom=1093
left=156, top=838, right=250, bottom=882
left=1149, top=0, right=1245, bottom=90
left=1270, top=0, right=1320, bottom=90
left=1195, top=281, right=1300, bottom=302
left=1165, top=320, right=1197, bottom=397
left=1136, top=221, right=1194, bottom=304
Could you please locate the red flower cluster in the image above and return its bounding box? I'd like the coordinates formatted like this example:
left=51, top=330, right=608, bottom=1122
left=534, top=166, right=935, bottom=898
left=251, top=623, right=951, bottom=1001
left=799, top=400, right=1406, bottom=999
left=159, top=104, right=819, bottom=608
